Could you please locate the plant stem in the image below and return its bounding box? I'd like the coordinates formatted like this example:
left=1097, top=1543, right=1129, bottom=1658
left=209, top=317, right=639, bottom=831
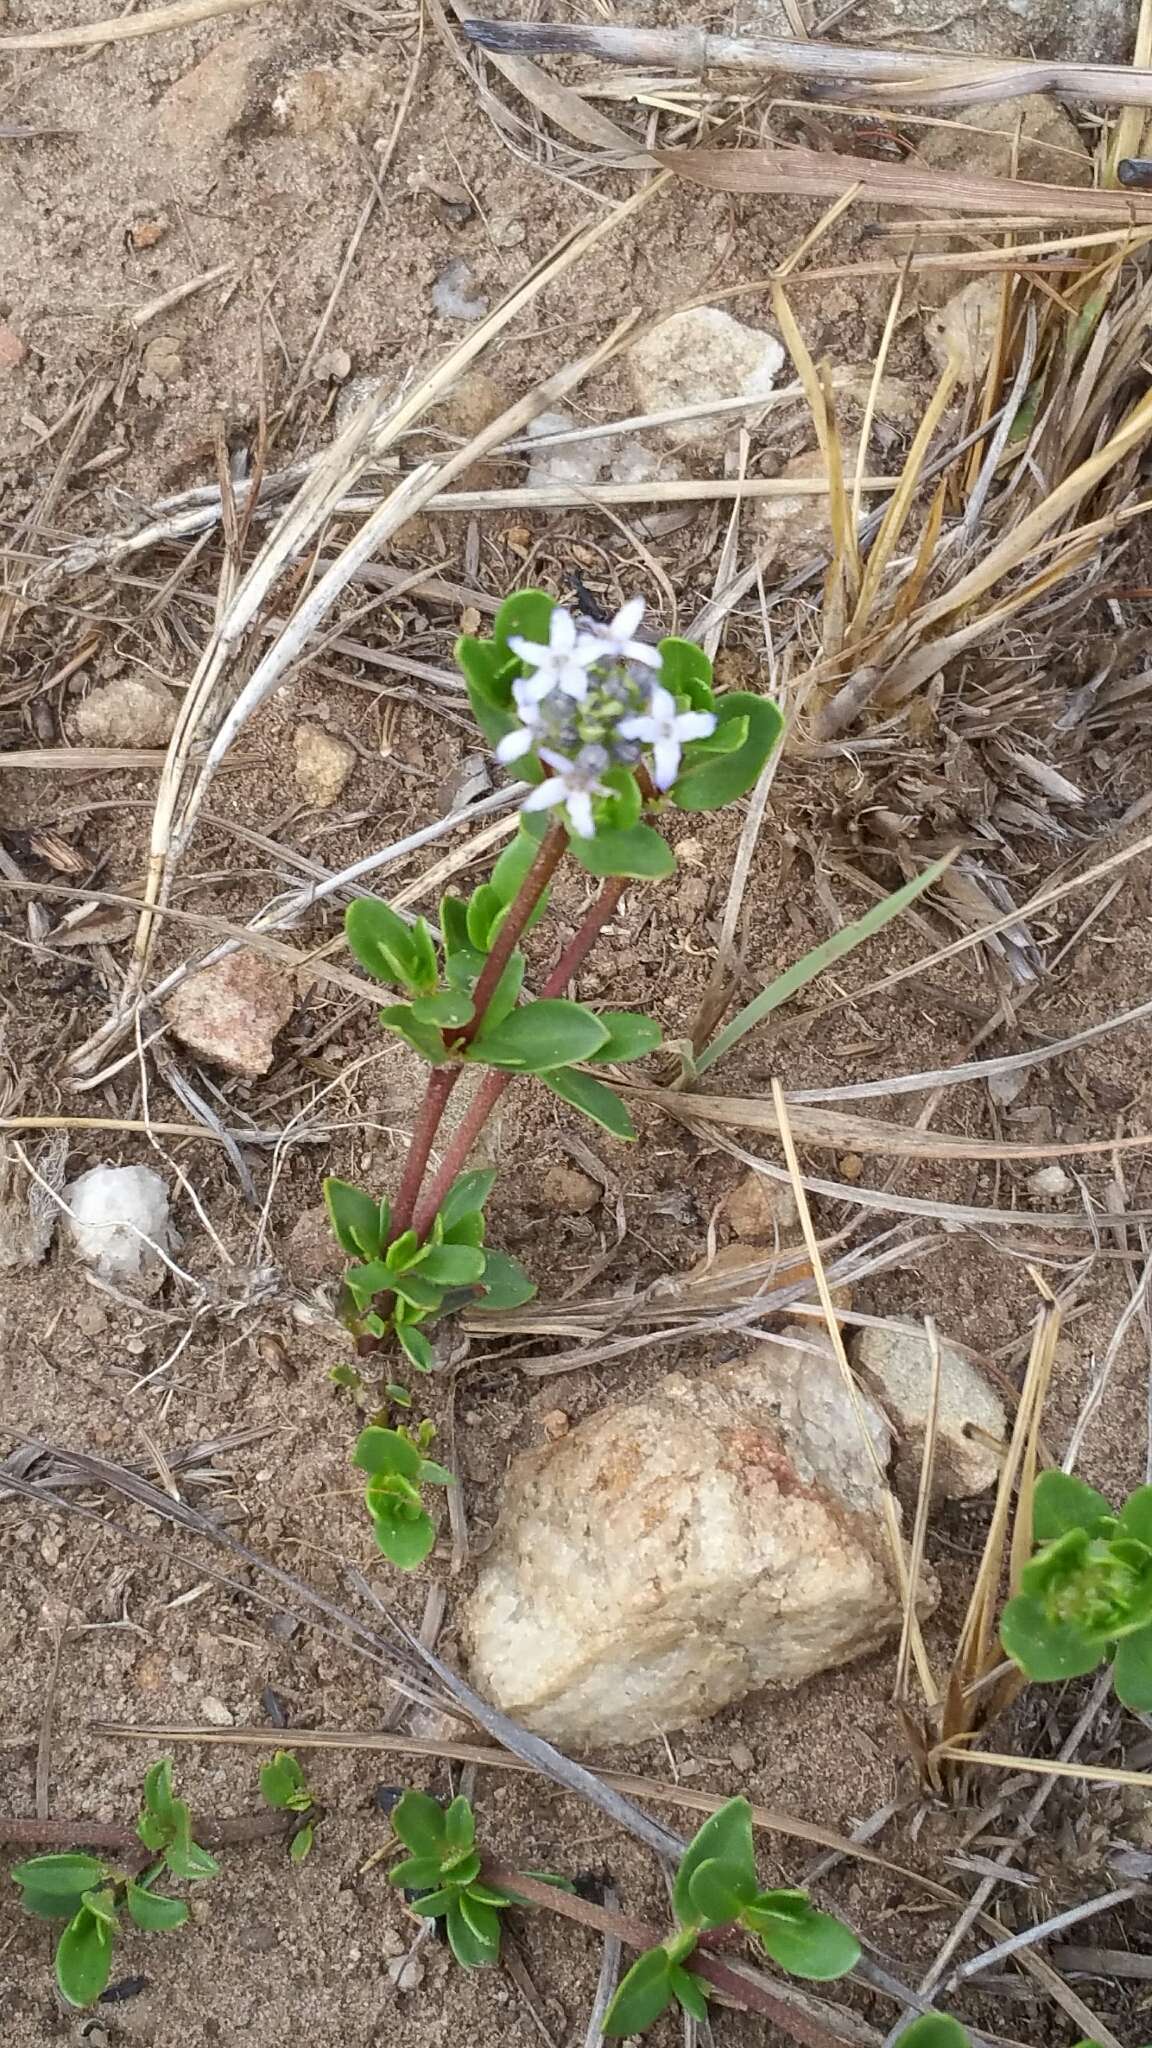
left=482, top=1865, right=858, bottom=2048
left=0, top=1811, right=304, bottom=1852
left=411, top=874, right=627, bottom=1240
left=386, top=822, right=568, bottom=1244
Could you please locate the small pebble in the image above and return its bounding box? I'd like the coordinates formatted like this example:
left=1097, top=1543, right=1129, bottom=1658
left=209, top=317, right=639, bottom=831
left=1029, top=1164, right=1073, bottom=1199
left=837, top=1152, right=863, bottom=1181
left=728, top=1740, right=755, bottom=1773
left=386, top=1955, right=426, bottom=1991
left=200, top=1695, right=234, bottom=1727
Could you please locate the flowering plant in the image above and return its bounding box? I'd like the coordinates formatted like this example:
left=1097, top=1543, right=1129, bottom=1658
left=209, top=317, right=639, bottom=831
left=324, top=592, right=783, bottom=1564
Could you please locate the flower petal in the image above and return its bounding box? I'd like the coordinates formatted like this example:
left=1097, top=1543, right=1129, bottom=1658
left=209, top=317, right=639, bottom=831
left=521, top=778, right=566, bottom=812
left=566, top=790, right=596, bottom=838
left=617, top=713, right=657, bottom=743
left=538, top=748, right=576, bottom=776
left=557, top=664, right=590, bottom=702
left=611, top=597, right=646, bottom=641
left=620, top=639, right=662, bottom=669
left=647, top=682, right=677, bottom=724
left=496, top=727, right=534, bottom=763
left=549, top=608, right=577, bottom=654
left=652, top=737, right=682, bottom=789
left=507, top=636, right=552, bottom=669
left=675, top=711, right=718, bottom=743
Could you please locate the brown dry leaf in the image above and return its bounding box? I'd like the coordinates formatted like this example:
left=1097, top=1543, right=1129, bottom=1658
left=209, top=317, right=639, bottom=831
left=654, top=144, right=1152, bottom=222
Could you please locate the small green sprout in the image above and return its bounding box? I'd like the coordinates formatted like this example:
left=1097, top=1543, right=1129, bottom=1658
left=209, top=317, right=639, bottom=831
left=10, top=1761, right=217, bottom=2008
left=259, top=1750, right=317, bottom=1863
left=895, top=2025, right=1126, bottom=2048
left=602, top=1797, right=859, bottom=2035
left=353, top=1421, right=453, bottom=1570
left=1000, top=1471, right=1152, bottom=1709
left=388, top=1791, right=512, bottom=1968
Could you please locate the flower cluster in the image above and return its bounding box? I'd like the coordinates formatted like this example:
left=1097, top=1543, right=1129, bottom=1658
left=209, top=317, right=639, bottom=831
left=495, top=599, right=717, bottom=837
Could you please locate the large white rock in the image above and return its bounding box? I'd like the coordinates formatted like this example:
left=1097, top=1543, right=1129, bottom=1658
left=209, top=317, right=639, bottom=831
left=627, top=307, right=785, bottom=449
left=64, top=1165, right=172, bottom=1288
left=854, top=1320, right=1007, bottom=1500
left=467, top=1331, right=931, bottom=1747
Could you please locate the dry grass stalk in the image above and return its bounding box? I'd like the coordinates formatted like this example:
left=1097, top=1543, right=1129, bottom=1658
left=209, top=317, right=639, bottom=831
left=0, top=0, right=271, bottom=50
left=464, top=17, right=1152, bottom=110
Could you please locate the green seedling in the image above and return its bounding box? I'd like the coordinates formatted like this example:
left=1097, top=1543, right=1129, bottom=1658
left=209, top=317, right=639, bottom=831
left=387, top=1790, right=567, bottom=1969
left=897, top=2024, right=1129, bottom=2048
left=10, top=1761, right=217, bottom=2008
left=259, top=1750, right=317, bottom=1863
left=353, top=1420, right=453, bottom=1570
left=325, top=593, right=784, bottom=1560
left=602, top=1797, right=860, bottom=2034
left=1000, top=1470, right=1152, bottom=1709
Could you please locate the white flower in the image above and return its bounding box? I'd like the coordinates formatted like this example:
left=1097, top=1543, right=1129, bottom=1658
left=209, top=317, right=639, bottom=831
left=521, top=747, right=609, bottom=839
left=495, top=684, right=546, bottom=765
left=509, top=606, right=601, bottom=704
left=579, top=595, right=661, bottom=670
left=619, top=682, right=717, bottom=790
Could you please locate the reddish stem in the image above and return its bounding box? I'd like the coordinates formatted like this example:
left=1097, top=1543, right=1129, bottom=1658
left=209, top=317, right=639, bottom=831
left=0, top=1811, right=302, bottom=1852
left=482, top=1865, right=857, bottom=2048
left=384, top=823, right=568, bottom=1248
left=410, top=875, right=626, bottom=1240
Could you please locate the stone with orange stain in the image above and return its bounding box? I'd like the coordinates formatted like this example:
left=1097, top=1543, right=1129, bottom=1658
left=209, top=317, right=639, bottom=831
left=466, top=1328, right=933, bottom=1747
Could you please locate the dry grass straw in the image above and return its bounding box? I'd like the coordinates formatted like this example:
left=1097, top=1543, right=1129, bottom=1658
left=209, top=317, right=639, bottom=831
left=0, top=0, right=271, bottom=49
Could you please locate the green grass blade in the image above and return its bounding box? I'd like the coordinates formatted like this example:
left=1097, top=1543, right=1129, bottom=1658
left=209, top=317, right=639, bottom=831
left=695, top=853, right=953, bottom=1077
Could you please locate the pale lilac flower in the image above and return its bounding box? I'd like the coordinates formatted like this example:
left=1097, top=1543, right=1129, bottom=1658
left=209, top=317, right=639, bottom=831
left=579, top=595, right=661, bottom=670
left=520, top=746, right=610, bottom=839
left=509, top=606, right=601, bottom=704
left=619, top=681, right=717, bottom=790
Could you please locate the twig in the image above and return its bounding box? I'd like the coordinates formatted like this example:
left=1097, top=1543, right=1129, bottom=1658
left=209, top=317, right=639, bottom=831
left=0, top=1810, right=300, bottom=1852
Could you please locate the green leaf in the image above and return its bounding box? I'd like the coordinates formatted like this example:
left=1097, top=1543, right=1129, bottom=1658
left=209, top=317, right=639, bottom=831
left=444, top=1797, right=476, bottom=1854
left=12, top=1854, right=105, bottom=1897
left=418, top=1457, right=454, bottom=1488
left=290, top=1823, right=314, bottom=1864
left=1115, top=1621, right=1152, bottom=1710
left=490, top=825, right=547, bottom=907
left=260, top=1752, right=308, bottom=1811
left=354, top=1427, right=423, bottom=1480
left=1117, top=1484, right=1152, bottom=1548
left=895, top=2021, right=972, bottom=2048
left=390, top=1268, right=445, bottom=1313
left=747, top=1901, right=860, bottom=1980
left=408, top=917, right=439, bottom=992
left=493, top=588, right=556, bottom=658
left=415, top=1244, right=487, bottom=1286
left=392, top=1791, right=447, bottom=1858
left=397, top=1322, right=437, bottom=1373
left=372, top=1503, right=437, bottom=1569
left=657, top=637, right=715, bottom=705
left=444, top=1211, right=485, bottom=1248
left=345, top=899, right=428, bottom=990
left=79, top=1886, right=117, bottom=1929
left=445, top=1893, right=501, bottom=1968
left=18, top=1887, right=85, bottom=1921
left=542, top=1066, right=636, bottom=1140
left=1000, top=1594, right=1106, bottom=1681
left=323, top=1177, right=383, bottom=1261
left=409, top=1886, right=457, bottom=1917
left=467, top=883, right=504, bottom=951
left=143, top=1759, right=177, bottom=1825
left=697, top=852, right=955, bottom=1075
left=386, top=1229, right=420, bottom=1271
left=411, top=991, right=474, bottom=1030
left=442, top=1851, right=482, bottom=1888
left=590, top=1011, right=662, bottom=1062
left=379, top=1003, right=451, bottom=1064
left=1033, top=1469, right=1113, bottom=1541
left=597, top=765, right=643, bottom=832
left=602, top=1947, right=676, bottom=2036
left=438, top=1168, right=497, bottom=1233
left=687, top=1857, right=757, bottom=1926
left=56, top=1905, right=115, bottom=2008
left=673, top=1798, right=757, bottom=1927
left=165, top=1839, right=219, bottom=1882
left=671, top=690, right=783, bottom=810
left=440, top=894, right=471, bottom=956
left=126, top=1884, right=188, bottom=1932
left=484, top=950, right=525, bottom=1030
left=343, top=1259, right=392, bottom=1310
left=670, top=1964, right=710, bottom=2022
left=472, top=1249, right=537, bottom=1310
left=136, top=1812, right=168, bottom=1852
left=391, top=1854, right=447, bottom=1890
left=569, top=822, right=675, bottom=881
left=474, top=998, right=609, bottom=1072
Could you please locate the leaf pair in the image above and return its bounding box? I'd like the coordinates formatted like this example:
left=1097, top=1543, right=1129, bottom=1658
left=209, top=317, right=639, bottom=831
left=345, top=899, right=438, bottom=996
left=259, top=1750, right=316, bottom=1864
left=1000, top=1470, right=1152, bottom=1710
left=11, top=1761, right=213, bottom=2008
left=602, top=1799, right=860, bottom=2037
left=389, top=1791, right=510, bottom=1970
left=354, top=1424, right=453, bottom=1571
